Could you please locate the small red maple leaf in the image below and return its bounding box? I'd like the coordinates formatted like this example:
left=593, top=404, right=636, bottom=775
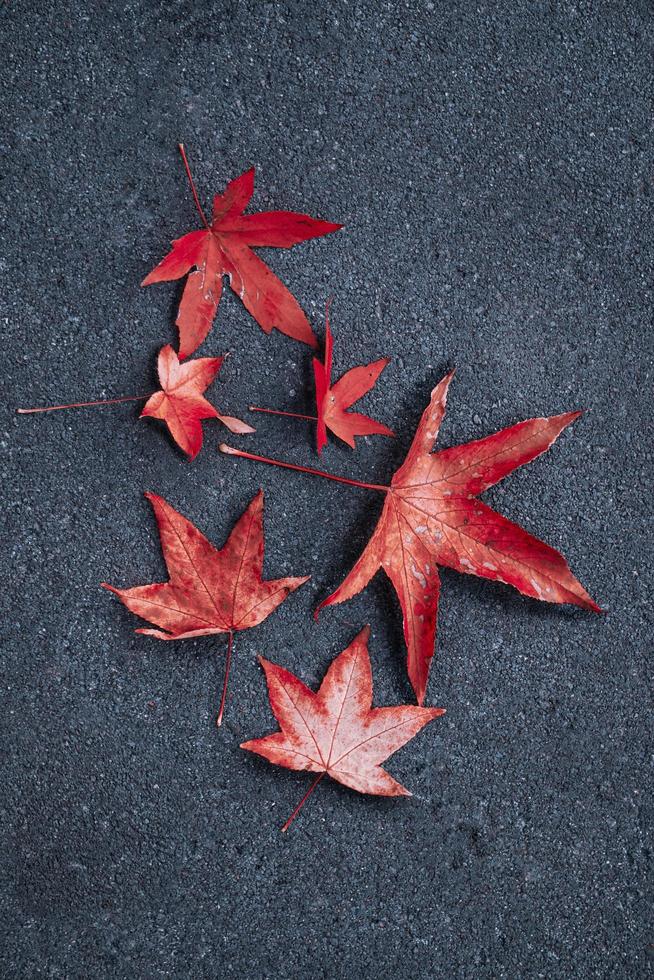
left=312, top=307, right=394, bottom=453
left=102, top=491, right=309, bottom=725
left=250, top=304, right=394, bottom=453
left=141, top=345, right=253, bottom=460
left=142, top=145, right=342, bottom=359
left=242, top=626, right=444, bottom=831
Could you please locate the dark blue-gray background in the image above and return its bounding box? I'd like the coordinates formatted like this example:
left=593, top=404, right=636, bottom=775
left=2, top=2, right=652, bottom=977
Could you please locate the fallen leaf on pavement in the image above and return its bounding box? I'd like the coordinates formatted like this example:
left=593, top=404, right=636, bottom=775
left=102, top=490, right=309, bottom=725
left=242, top=626, right=444, bottom=831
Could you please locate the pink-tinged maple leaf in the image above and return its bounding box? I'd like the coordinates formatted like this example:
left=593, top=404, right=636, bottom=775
left=141, top=345, right=253, bottom=460
left=242, top=626, right=444, bottom=831
left=17, top=344, right=253, bottom=461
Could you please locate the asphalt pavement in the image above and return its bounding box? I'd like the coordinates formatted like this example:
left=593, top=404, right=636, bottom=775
left=1, top=2, right=652, bottom=977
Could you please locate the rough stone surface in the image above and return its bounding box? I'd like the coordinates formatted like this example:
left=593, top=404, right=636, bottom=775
left=1, top=2, right=652, bottom=977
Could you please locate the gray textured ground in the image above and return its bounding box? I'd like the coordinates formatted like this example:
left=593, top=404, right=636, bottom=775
left=1, top=2, right=653, bottom=977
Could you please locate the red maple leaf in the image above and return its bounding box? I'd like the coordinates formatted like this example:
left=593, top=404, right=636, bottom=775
left=16, top=344, right=252, bottom=459
left=102, top=491, right=309, bottom=725
left=312, top=312, right=394, bottom=454
left=142, top=145, right=342, bottom=359
left=250, top=305, right=394, bottom=453
left=221, top=371, right=601, bottom=705
left=242, top=626, right=444, bottom=831
left=141, top=344, right=253, bottom=460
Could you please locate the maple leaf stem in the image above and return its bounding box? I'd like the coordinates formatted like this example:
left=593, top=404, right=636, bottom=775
left=16, top=394, right=152, bottom=414
left=219, top=444, right=389, bottom=493
left=249, top=405, right=318, bottom=422
left=216, top=630, right=234, bottom=727
left=281, top=771, right=326, bottom=833
left=178, top=143, right=210, bottom=230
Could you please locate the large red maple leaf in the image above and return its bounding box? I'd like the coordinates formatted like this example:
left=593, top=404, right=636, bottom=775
left=142, top=145, right=342, bottom=359
left=102, top=491, right=309, bottom=725
left=221, top=371, right=600, bottom=705
left=141, top=345, right=253, bottom=460
left=242, top=626, right=444, bottom=831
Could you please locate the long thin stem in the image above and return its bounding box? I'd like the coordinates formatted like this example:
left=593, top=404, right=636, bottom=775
left=249, top=406, right=318, bottom=422
left=219, top=444, right=389, bottom=493
left=281, top=772, right=326, bottom=833
left=178, top=143, right=210, bottom=230
left=16, top=393, right=152, bottom=415
left=216, top=630, right=234, bottom=727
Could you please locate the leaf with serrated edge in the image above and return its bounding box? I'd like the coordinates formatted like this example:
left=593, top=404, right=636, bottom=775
left=143, top=161, right=342, bottom=358
left=315, top=372, right=601, bottom=704
left=141, top=345, right=253, bottom=460
left=242, top=626, right=444, bottom=830
left=102, top=491, right=309, bottom=724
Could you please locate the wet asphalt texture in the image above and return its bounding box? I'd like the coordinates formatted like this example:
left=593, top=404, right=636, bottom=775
left=1, top=2, right=653, bottom=978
